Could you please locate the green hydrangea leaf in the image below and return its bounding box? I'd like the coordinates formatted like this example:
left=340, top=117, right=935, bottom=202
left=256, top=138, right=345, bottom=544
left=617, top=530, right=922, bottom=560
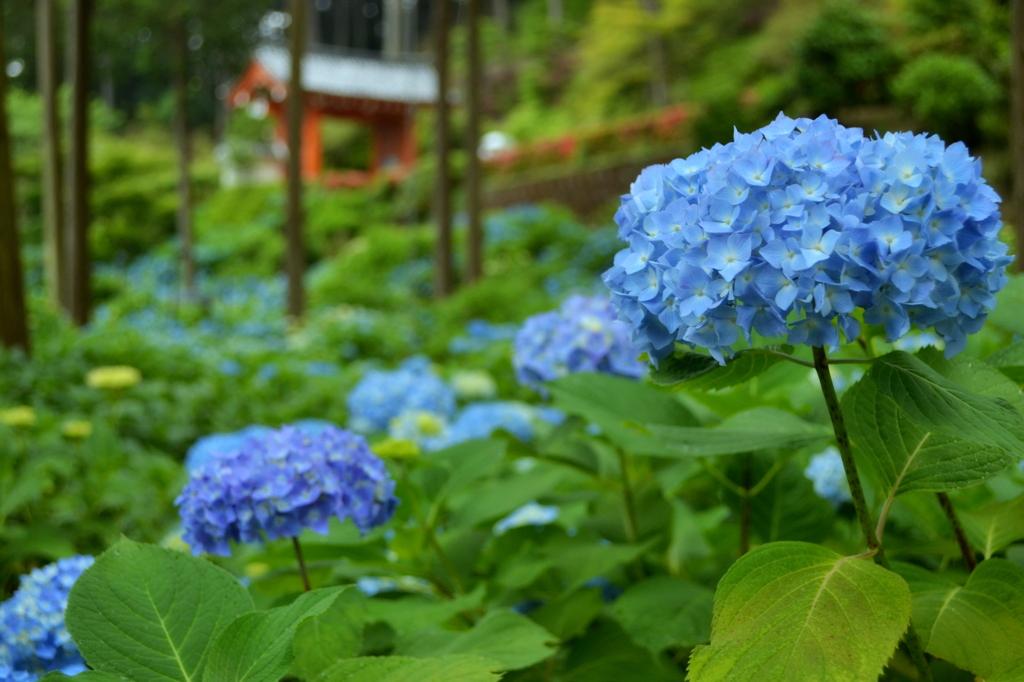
left=650, top=347, right=793, bottom=390
left=612, top=577, right=714, bottom=653
left=65, top=539, right=255, bottom=682
left=843, top=375, right=1013, bottom=494
left=291, top=591, right=368, bottom=680
left=960, top=493, right=1024, bottom=559
left=687, top=542, right=912, bottom=682
left=646, top=407, right=831, bottom=457
left=869, top=351, right=1024, bottom=455
left=914, top=559, right=1024, bottom=679
left=203, top=586, right=348, bottom=682
left=395, top=609, right=558, bottom=670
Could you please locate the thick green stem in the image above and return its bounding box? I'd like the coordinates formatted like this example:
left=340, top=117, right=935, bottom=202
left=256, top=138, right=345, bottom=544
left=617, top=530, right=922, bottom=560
left=936, top=492, right=977, bottom=572
left=617, top=448, right=640, bottom=544
left=812, top=346, right=933, bottom=682
left=292, top=536, right=311, bottom=592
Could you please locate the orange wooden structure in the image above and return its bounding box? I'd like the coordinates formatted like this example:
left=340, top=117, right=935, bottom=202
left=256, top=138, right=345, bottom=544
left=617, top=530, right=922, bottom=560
left=228, top=46, right=437, bottom=182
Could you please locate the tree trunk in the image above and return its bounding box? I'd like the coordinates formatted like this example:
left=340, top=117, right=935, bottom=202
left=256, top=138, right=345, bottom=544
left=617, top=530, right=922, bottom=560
left=171, top=21, right=197, bottom=301
left=493, top=0, right=509, bottom=33
left=65, top=0, right=92, bottom=326
left=37, top=0, right=65, bottom=309
left=432, top=0, right=454, bottom=298
left=465, top=0, right=483, bottom=283
left=547, top=0, right=562, bottom=25
left=286, top=0, right=307, bottom=320
left=1012, top=0, right=1024, bottom=270
left=0, top=8, right=30, bottom=354
left=639, top=0, right=668, bottom=108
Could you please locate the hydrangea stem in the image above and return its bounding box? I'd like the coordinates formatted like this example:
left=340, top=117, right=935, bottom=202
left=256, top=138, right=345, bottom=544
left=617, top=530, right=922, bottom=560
left=811, top=347, right=934, bottom=682
left=616, top=448, right=645, bottom=580
left=740, top=454, right=751, bottom=556
left=936, top=492, right=977, bottom=572
left=292, top=536, right=311, bottom=592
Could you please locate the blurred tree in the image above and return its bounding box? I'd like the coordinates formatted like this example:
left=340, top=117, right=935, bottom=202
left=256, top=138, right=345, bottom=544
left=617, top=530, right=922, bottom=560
left=286, top=0, right=307, bottom=320
left=434, top=0, right=454, bottom=298
left=36, top=0, right=65, bottom=309
left=65, top=0, right=92, bottom=326
left=466, top=0, right=483, bottom=283
left=171, top=16, right=197, bottom=300
left=795, top=0, right=896, bottom=114
left=0, top=5, right=29, bottom=354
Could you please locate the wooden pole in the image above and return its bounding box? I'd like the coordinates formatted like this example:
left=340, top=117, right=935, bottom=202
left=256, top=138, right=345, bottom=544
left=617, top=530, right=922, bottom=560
left=65, top=0, right=92, bottom=326
left=172, top=20, right=197, bottom=301
left=37, top=0, right=65, bottom=309
left=432, top=0, right=454, bottom=298
left=0, top=7, right=30, bottom=354
left=1011, top=0, right=1024, bottom=270
left=465, top=0, right=483, bottom=282
left=286, top=0, right=307, bottom=320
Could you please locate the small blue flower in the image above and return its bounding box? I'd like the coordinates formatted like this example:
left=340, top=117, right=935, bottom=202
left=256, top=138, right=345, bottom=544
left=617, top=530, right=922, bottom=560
left=804, top=447, right=852, bottom=508
left=513, top=295, right=646, bottom=389
left=176, top=425, right=398, bottom=556
left=493, top=501, right=560, bottom=535
left=0, top=556, right=94, bottom=678
left=604, top=113, right=1013, bottom=364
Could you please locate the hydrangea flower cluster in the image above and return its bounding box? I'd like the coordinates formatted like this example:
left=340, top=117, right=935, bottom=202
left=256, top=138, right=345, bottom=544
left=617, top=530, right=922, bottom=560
left=347, top=357, right=456, bottom=433
left=513, top=295, right=646, bottom=388
left=389, top=402, right=542, bottom=452
left=176, top=425, right=398, bottom=556
left=0, top=556, right=94, bottom=679
left=603, top=113, right=1012, bottom=364
left=804, top=447, right=852, bottom=508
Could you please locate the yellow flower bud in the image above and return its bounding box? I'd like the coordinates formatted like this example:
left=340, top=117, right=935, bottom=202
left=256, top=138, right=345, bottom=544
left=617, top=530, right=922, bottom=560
left=86, top=366, right=142, bottom=390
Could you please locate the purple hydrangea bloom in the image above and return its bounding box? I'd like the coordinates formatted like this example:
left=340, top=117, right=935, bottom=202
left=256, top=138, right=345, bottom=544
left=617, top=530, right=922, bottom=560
left=0, top=556, right=94, bottom=679
left=347, top=356, right=456, bottom=433
left=513, top=295, right=646, bottom=388
left=176, top=425, right=398, bottom=556
left=603, top=113, right=1013, bottom=364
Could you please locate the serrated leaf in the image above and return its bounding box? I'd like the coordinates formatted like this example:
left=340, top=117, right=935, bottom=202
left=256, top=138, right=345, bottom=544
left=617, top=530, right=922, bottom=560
left=612, top=577, right=713, bottom=653
left=561, top=618, right=685, bottom=682
left=291, top=591, right=368, bottom=680
left=843, top=375, right=1013, bottom=494
left=531, top=588, right=605, bottom=640
left=687, top=542, right=912, bottom=682
left=313, top=655, right=502, bottom=682
left=915, top=559, right=1024, bottom=678
left=204, top=586, right=347, bottom=682
left=869, top=351, right=1024, bottom=455
left=961, top=493, right=1024, bottom=560
left=651, top=347, right=792, bottom=390
left=548, top=373, right=698, bottom=452
left=395, top=610, right=558, bottom=670
left=645, top=408, right=831, bottom=458
left=363, top=587, right=484, bottom=636
left=66, top=539, right=254, bottom=682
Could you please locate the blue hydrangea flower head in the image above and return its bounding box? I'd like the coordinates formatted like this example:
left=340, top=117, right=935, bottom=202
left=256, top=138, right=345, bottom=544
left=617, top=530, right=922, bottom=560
left=176, top=425, right=398, bottom=556
left=513, top=295, right=646, bottom=388
left=347, top=357, right=456, bottom=433
left=804, top=446, right=852, bottom=508
left=388, top=410, right=450, bottom=447
left=448, top=402, right=537, bottom=443
left=0, top=556, right=94, bottom=678
left=603, top=113, right=1013, bottom=364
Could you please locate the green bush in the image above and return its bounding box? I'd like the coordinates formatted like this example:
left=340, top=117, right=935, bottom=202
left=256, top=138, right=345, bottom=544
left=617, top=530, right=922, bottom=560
left=795, top=1, right=897, bottom=113
left=892, top=53, right=1001, bottom=145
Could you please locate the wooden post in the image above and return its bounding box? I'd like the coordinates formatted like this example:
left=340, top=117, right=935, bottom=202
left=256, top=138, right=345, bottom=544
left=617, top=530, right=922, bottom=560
left=172, top=20, right=197, bottom=301
left=37, top=0, right=65, bottom=309
left=65, top=0, right=92, bottom=326
left=465, top=0, right=483, bottom=282
left=0, top=7, right=30, bottom=354
left=1012, top=0, right=1024, bottom=270
left=433, top=0, right=454, bottom=298
left=286, top=0, right=307, bottom=320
